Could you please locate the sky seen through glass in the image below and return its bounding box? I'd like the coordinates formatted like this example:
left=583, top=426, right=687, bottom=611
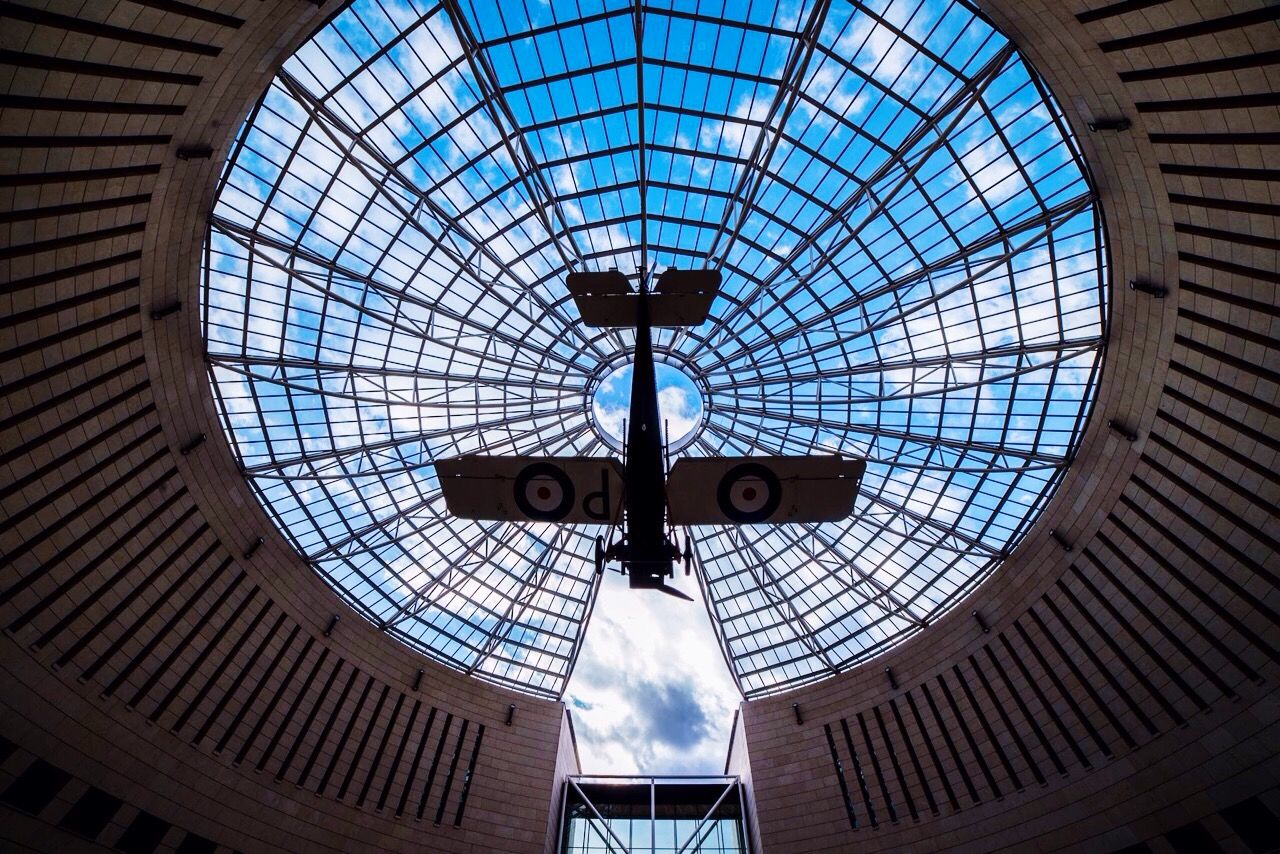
left=200, top=0, right=1107, bottom=773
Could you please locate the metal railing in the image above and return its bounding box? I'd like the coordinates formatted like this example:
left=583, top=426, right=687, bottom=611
left=559, top=775, right=750, bottom=854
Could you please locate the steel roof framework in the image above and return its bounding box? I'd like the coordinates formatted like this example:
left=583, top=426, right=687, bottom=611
left=201, top=0, right=1107, bottom=699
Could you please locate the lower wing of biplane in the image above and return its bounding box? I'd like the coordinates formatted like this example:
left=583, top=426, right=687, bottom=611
left=437, top=456, right=624, bottom=524
left=666, top=455, right=865, bottom=525
left=438, top=454, right=863, bottom=526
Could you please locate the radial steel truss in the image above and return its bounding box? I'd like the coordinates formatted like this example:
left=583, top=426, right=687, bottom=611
left=201, top=0, right=1107, bottom=699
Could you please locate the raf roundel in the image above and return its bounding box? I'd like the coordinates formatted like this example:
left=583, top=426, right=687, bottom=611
left=717, top=463, right=782, bottom=524
left=514, top=463, right=576, bottom=522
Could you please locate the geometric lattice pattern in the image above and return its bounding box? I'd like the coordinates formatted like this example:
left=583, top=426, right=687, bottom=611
left=202, top=0, right=1105, bottom=699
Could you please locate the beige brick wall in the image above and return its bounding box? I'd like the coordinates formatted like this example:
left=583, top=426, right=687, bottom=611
left=741, top=1, right=1280, bottom=851
left=2, top=2, right=570, bottom=851
left=1, top=1, right=1275, bottom=852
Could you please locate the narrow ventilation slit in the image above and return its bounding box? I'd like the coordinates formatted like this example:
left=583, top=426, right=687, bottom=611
left=1011, top=619, right=1108, bottom=760
left=904, top=689, right=960, bottom=811
left=433, top=719, right=470, bottom=826
left=258, top=646, right=332, bottom=774
left=5, top=471, right=181, bottom=632
left=1069, top=565, right=1207, bottom=716
left=453, top=723, right=485, bottom=827
left=1108, top=505, right=1277, bottom=671
left=398, top=706, right=438, bottom=818
left=970, top=652, right=1049, bottom=785
left=417, top=713, right=455, bottom=821
left=142, top=581, right=255, bottom=719
left=936, top=673, right=1002, bottom=799
left=174, top=600, right=273, bottom=737
left=920, top=681, right=981, bottom=805
left=1052, top=581, right=1168, bottom=734
left=839, top=718, right=878, bottom=827
left=356, top=691, right=406, bottom=807
left=297, top=666, right=360, bottom=789
left=233, top=634, right=315, bottom=766
left=986, top=640, right=1071, bottom=774
left=824, top=723, right=859, bottom=828
left=1027, top=606, right=1134, bottom=750
left=1, top=419, right=160, bottom=541
left=872, top=706, right=917, bottom=820
left=42, top=513, right=206, bottom=656
left=273, top=653, right=343, bottom=781
left=316, top=675, right=376, bottom=796
left=205, top=616, right=294, bottom=753
left=335, top=683, right=391, bottom=801
left=74, top=538, right=220, bottom=681
left=1083, top=541, right=1241, bottom=698
left=100, top=557, right=234, bottom=699
left=378, top=699, right=422, bottom=813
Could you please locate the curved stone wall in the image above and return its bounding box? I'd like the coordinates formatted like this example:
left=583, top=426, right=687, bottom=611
left=1, top=2, right=573, bottom=852
left=1, top=1, right=1275, bottom=853
left=738, top=1, right=1279, bottom=851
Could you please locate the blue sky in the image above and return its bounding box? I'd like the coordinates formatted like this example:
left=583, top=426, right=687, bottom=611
left=200, top=0, right=1105, bottom=774
left=591, top=362, right=704, bottom=449
left=572, top=364, right=734, bottom=774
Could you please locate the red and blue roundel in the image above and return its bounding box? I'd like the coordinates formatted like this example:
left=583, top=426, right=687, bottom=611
left=514, top=463, right=576, bottom=521
left=717, top=463, right=782, bottom=523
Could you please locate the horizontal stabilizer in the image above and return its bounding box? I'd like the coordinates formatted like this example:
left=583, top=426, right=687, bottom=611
left=666, top=455, right=865, bottom=525
left=566, top=270, right=630, bottom=297
left=656, top=268, right=720, bottom=296
left=566, top=269, right=720, bottom=328
left=438, top=455, right=624, bottom=524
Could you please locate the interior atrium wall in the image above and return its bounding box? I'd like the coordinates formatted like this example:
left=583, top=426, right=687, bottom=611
left=739, top=2, right=1280, bottom=851
left=0, top=1, right=1275, bottom=853
left=1, top=2, right=569, bottom=851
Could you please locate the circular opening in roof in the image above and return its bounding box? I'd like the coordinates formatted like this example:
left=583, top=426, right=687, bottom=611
left=590, top=361, right=706, bottom=453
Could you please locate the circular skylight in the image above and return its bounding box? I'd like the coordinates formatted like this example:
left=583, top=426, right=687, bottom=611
left=590, top=361, right=705, bottom=452
left=201, top=0, right=1106, bottom=699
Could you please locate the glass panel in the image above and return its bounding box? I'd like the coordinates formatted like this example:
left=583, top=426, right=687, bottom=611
left=561, top=777, right=748, bottom=854
left=202, top=0, right=1107, bottom=700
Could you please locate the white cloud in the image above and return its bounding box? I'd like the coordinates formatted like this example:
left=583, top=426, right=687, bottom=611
left=699, top=90, right=773, bottom=156
left=565, top=571, right=741, bottom=773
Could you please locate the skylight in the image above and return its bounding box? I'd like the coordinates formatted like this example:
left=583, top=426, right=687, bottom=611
left=591, top=362, right=705, bottom=452
left=201, top=0, right=1106, bottom=701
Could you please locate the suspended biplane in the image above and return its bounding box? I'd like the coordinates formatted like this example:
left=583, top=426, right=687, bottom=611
left=438, top=269, right=865, bottom=600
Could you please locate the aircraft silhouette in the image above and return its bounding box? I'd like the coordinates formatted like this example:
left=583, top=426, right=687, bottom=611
left=438, top=269, right=865, bottom=600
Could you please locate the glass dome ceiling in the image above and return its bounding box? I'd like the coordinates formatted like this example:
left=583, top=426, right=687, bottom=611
left=201, top=0, right=1106, bottom=700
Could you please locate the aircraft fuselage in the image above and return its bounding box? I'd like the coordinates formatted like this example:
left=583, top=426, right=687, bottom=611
left=618, top=280, right=679, bottom=587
